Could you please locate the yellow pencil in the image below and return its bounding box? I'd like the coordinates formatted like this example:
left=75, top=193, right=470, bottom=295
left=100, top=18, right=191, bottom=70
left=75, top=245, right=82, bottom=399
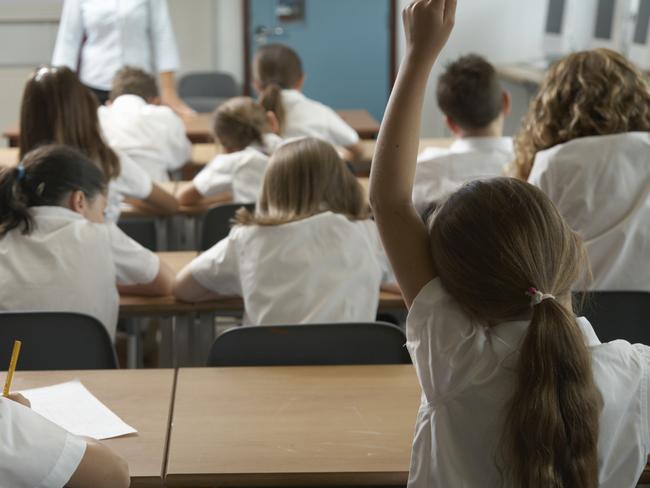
left=3, top=340, right=22, bottom=397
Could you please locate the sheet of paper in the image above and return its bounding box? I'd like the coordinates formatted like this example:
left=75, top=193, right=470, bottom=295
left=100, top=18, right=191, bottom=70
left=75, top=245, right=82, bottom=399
left=19, top=380, right=137, bottom=440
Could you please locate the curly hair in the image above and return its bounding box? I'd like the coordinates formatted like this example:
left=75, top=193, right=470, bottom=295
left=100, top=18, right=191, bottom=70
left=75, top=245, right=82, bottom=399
left=507, top=49, right=650, bottom=180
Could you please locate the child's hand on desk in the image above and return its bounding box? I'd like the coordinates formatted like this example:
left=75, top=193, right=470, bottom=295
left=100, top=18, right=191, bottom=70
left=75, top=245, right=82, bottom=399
left=7, top=393, right=31, bottom=408
left=403, top=0, right=456, bottom=62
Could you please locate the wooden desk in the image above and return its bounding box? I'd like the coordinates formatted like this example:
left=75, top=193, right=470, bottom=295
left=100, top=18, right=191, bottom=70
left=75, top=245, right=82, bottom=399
left=166, top=365, right=419, bottom=487
left=3, top=369, right=175, bottom=488
left=496, top=64, right=546, bottom=86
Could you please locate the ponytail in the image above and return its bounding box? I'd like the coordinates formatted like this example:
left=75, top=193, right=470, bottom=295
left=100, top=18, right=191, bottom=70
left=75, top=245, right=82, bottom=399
left=0, top=144, right=107, bottom=238
left=259, top=84, right=286, bottom=132
left=503, top=298, right=599, bottom=487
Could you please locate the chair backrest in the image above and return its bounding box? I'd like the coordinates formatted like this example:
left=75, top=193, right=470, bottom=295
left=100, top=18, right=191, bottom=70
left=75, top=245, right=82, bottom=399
left=118, top=217, right=158, bottom=251
left=201, top=203, right=255, bottom=251
left=206, top=322, right=411, bottom=367
left=574, top=291, right=650, bottom=344
left=178, top=72, right=239, bottom=99
left=0, top=312, right=118, bottom=370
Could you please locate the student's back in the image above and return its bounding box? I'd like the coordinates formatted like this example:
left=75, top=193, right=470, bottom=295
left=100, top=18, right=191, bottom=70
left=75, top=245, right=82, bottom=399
left=529, top=132, right=650, bottom=291
left=174, top=138, right=393, bottom=324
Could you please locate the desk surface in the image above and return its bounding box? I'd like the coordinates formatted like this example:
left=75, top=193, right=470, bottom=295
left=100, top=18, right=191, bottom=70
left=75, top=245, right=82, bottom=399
left=3, top=369, right=174, bottom=488
left=166, top=365, right=419, bottom=487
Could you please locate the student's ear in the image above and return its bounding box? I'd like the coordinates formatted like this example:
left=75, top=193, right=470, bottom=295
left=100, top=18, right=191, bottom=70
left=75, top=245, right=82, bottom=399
left=266, top=111, right=280, bottom=135
left=67, top=190, right=87, bottom=214
left=294, top=74, right=306, bottom=91
left=105, top=99, right=113, bottom=107
left=252, top=79, right=263, bottom=96
left=502, top=91, right=511, bottom=117
left=444, top=116, right=463, bottom=137
left=148, top=96, right=162, bottom=106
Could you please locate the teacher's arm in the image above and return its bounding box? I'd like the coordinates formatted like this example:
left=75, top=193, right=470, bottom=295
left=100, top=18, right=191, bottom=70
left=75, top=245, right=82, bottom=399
left=150, top=0, right=195, bottom=115
left=52, top=0, right=84, bottom=70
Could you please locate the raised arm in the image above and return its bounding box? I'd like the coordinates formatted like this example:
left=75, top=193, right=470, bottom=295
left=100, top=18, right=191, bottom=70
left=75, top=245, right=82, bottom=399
left=368, top=0, right=456, bottom=307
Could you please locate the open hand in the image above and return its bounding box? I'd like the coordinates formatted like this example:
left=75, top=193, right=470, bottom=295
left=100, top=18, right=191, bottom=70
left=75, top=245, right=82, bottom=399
left=403, top=0, right=457, bottom=62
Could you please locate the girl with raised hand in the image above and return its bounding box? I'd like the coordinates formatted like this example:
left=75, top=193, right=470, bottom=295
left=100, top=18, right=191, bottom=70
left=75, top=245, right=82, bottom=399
left=370, top=1, right=650, bottom=487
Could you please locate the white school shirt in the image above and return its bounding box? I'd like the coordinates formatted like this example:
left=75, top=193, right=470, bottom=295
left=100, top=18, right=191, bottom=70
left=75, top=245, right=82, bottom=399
left=105, top=149, right=154, bottom=222
left=528, top=132, right=650, bottom=291
left=52, top=0, right=180, bottom=91
left=280, top=89, right=360, bottom=147
left=406, top=278, right=650, bottom=488
left=99, top=94, right=191, bottom=182
left=0, top=397, right=86, bottom=488
left=189, top=212, right=391, bottom=325
left=412, top=137, right=512, bottom=214
left=0, top=206, right=160, bottom=339
left=192, top=135, right=282, bottom=203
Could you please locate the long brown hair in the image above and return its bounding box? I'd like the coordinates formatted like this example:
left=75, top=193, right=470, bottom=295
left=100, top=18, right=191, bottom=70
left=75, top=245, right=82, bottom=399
left=213, top=97, right=266, bottom=152
left=253, top=44, right=303, bottom=131
left=508, top=49, right=650, bottom=180
left=429, top=178, right=599, bottom=487
left=19, top=66, right=121, bottom=180
left=235, top=137, right=368, bottom=226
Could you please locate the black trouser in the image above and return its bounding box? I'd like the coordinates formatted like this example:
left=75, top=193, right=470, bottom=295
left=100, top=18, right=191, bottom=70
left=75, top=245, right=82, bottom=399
left=86, top=85, right=110, bottom=106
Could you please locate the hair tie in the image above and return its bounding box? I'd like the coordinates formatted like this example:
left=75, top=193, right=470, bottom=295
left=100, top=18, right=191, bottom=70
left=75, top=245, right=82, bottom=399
left=525, top=287, right=556, bottom=307
left=15, top=164, right=26, bottom=182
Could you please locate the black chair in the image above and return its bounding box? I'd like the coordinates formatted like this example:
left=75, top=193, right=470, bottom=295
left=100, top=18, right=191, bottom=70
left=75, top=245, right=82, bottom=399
left=206, top=322, right=411, bottom=367
left=118, top=217, right=158, bottom=251
left=0, top=312, right=118, bottom=370
left=573, top=291, right=650, bottom=344
left=179, top=71, right=240, bottom=113
left=201, top=202, right=255, bottom=251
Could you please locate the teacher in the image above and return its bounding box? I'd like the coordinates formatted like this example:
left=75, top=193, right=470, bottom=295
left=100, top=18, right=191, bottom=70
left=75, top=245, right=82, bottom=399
left=52, top=0, right=193, bottom=114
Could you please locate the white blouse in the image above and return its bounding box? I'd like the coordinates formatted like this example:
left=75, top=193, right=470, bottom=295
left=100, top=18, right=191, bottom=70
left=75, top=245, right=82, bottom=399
left=99, top=94, right=191, bottom=182
left=52, top=0, right=181, bottom=91
left=0, top=397, right=86, bottom=488
left=280, top=90, right=360, bottom=148
left=412, top=137, right=512, bottom=214
left=189, top=212, right=392, bottom=325
left=106, top=149, right=154, bottom=222
left=0, top=206, right=160, bottom=339
left=406, top=278, right=650, bottom=487
left=528, top=132, right=650, bottom=291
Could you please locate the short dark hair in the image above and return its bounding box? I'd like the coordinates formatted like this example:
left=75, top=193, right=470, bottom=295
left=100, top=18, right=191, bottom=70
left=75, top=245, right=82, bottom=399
left=110, top=66, right=159, bottom=101
left=436, top=54, right=503, bottom=130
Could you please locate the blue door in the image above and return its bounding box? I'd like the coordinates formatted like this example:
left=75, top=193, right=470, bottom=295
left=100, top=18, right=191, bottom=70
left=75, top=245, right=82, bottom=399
left=248, top=0, right=393, bottom=121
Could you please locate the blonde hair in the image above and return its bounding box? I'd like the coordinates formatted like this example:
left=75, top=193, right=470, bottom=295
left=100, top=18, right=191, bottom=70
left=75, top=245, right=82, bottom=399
left=429, top=178, right=598, bottom=488
left=213, top=97, right=267, bottom=152
left=235, top=137, right=369, bottom=226
left=508, top=49, right=650, bottom=180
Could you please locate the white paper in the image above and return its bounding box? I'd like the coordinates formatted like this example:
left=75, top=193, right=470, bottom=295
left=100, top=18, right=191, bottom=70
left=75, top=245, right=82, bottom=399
left=19, top=380, right=137, bottom=440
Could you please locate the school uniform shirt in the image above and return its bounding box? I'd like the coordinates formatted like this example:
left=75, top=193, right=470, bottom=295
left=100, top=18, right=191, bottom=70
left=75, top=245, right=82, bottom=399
left=0, top=397, right=86, bottom=488
left=52, top=0, right=180, bottom=91
left=105, top=149, right=154, bottom=222
left=280, top=89, right=360, bottom=147
left=99, top=94, right=191, bottom=182
left=0, top=206, right=160, bottom=339
left=192, top=134, right=282, bottom=203
left=406, top=277, right=650, bottom=488
left=412, top=137, right=512, bottom=214
left=528, top=132, right=650, bottom=291
left=189, top=212, right=391, bottom=325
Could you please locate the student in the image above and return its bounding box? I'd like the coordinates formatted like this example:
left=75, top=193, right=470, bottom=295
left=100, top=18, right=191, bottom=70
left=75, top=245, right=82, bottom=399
left=1, top=393, right=129, bottom=488
left=370, top=1, right=650, bottom=487
left=510, top=49, right=650, bottom=290
left=174, top=137, right=394, bottom=325
left=19, top=66, right=179, bottom=221
left=99, top=66, right=192, bottom=182
left=0, top=145, right=174, bottom=340
left=412, top=54, right=512, bottom=214
left=253, top=43, right=364, bottom=161
left=177, top=96, right=282, bottom=206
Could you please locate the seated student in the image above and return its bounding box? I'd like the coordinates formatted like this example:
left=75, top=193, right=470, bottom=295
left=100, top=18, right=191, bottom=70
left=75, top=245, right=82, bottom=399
left=99, top=66, right=192, bottom=182
left=412, top=54, right=512, bottom=214
left=0, top=145, right=174, bottom=340
left=253, top=43, right=364, bottom=161
left=509, top=49, right=650, bottom=290
left=177, top=96, right=282, bottom=206
left=20, top=66, right=178, bottom=222
left=370, top=2, right=650, bottom=486
left=1, top=393, right=129, bottom=488
left=173, top=137, right=394, bottom=325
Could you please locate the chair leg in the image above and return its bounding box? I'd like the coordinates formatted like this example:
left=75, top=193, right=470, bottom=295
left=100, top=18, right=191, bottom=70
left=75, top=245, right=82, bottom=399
left=124, top=318, right=143, bottom=369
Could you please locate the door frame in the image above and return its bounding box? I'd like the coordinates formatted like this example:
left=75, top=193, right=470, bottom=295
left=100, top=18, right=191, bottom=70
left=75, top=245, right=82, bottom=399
left=242, top=0, right=398, bottom=98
